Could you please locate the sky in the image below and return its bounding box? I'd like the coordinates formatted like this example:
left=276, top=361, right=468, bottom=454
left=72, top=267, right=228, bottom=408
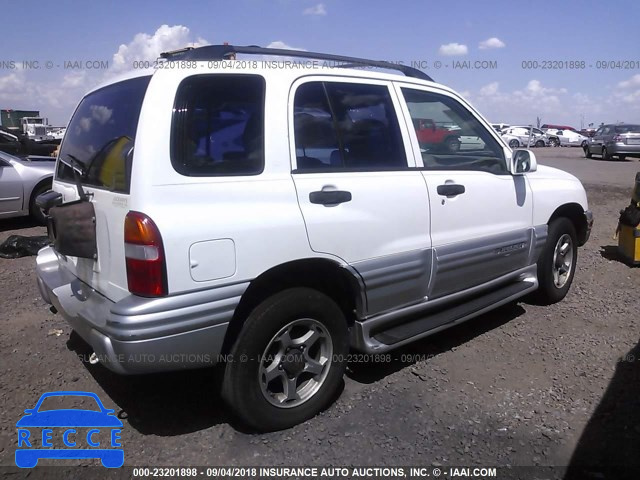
left=1, top=0, right=639, bottom=128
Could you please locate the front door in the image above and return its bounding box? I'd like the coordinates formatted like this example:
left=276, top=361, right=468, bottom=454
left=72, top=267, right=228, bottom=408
left=290, top=78, right=432, bottom=314
left=396, top=84, right=534, bottom=299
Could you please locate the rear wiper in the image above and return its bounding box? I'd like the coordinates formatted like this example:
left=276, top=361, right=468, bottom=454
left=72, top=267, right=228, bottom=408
left=60, top=153, right=88, bottom=201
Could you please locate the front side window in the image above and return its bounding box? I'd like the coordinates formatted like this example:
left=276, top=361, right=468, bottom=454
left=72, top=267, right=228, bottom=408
left=293, top=81, right=407, bottom=171
left=57, top=75, right=151, bottom=193
left=401, top=88, right=506, bottom=174
left=171, top=75, right=265, bottom=176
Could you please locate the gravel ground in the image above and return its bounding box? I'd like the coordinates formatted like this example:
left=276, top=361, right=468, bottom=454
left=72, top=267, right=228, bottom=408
left=1, top=147, right=639, bottom=478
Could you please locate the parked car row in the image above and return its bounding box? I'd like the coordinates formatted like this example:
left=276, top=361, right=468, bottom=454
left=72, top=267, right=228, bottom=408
left=491, top=123, right=592, bottom=150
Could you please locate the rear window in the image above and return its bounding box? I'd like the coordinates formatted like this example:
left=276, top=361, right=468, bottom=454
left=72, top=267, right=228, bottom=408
left=171, top=74, right=265, bottom=176
left=615, top=124, right=640, bottom=133
left=57, top=75, right=151, bottom=193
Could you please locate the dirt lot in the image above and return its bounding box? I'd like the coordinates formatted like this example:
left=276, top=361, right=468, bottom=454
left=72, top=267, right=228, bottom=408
left=1, top=147, right=639, bottom=478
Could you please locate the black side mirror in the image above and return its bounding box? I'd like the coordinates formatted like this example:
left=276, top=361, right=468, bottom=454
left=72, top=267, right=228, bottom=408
left=35, top=190, right=62, bottom=213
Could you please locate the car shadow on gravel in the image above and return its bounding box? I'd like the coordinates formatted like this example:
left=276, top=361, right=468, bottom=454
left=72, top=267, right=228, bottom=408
left=564, top=339, right=640, bottom=479
left=65, top=331, right=244, bottom=436
left=346, top=302, right=526, bottom=384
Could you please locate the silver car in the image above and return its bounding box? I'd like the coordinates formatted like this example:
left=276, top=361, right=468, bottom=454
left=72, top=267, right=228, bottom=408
left=0, top=150, right=54, bottom=224
left=585, top=124, right=640, bottom=161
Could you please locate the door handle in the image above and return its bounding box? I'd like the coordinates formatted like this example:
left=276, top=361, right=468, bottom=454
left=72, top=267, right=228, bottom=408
left=309, top=190, right=352, bottom=205
left=437, top=184, right=465, bottom=196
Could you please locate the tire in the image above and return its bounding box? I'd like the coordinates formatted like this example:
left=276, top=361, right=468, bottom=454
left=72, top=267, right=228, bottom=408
left=602, top=146, right=611, bottom=161
left=535, top=140, right=545, bottom=148
left=29, top=182, right=51, bottom=225
left=221, top=287, right=348, bottom=431
left=508, top=139, right=520, bottom=148
left=581, top=140, right=588, bottom=148
left=532, top=218, right=577, bottom=305
left=444, top=136, right=461, bottom=153
left=549, top=137, right=560, bottom=147
left=619, top=155, right=626, bottom=161
left=584, top=146, right=592, bottom=158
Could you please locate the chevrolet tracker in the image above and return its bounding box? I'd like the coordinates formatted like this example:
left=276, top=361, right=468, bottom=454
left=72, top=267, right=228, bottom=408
left=35, top=44, right=593, bottom=431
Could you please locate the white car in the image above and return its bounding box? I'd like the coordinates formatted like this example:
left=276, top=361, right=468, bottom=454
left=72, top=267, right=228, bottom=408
left=501, top=126, right=548, bottom=148
left=35, top=44, right=593, bottom=431
left=546, top=129, right=589, bottom=148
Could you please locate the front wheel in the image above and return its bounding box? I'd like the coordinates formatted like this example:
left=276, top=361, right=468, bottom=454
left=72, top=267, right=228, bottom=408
left=619, top=155, right=627, bottom=161
left=584, top=146, right=592, bottom=158
left=508, top=139, right=520, bottom=148
left=221, top=288, right=348, bottom=431
left=535, top=139, right=545, bottom=148
left=29, top=183, right=51, bottom=225
left=602, top=146, right=611, bottom=160
left=532, top=218, right=577, bottom=305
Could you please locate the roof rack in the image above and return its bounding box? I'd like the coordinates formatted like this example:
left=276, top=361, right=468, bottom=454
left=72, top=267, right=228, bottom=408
left=160, top=44, right=434, bottom=82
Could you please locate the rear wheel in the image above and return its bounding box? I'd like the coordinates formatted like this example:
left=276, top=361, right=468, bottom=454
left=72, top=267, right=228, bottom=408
left=444, top=136, right=461, bottom=153
left=619, top=155, right=627, bottom=161
left=535, top=139, right=545, bottom=148
left=549, top=137, right=560, bottom=147
left=602, top=146, right=611, bottom=160
left=221, top=287, right=348, bottom=431
left=29, top=183, right=51, bottom=225
left=532, top=218, right=577, bottom=305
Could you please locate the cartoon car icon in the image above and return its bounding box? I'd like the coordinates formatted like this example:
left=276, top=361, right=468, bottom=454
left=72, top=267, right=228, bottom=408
left=16, top=391, right=123, bottom=468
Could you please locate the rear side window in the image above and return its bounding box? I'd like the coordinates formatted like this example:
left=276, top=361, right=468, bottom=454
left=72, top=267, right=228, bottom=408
left=57, top=75, right=151, bottom=193
left=293, top=81, right=407, bottom=171
left=615, top=124, right=640, bottom=134
left=171, top=75, right=265, bottom=176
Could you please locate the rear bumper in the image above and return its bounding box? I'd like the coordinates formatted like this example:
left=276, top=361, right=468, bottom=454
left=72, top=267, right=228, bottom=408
left=607, top=142, right=640, bottom=156
left=36, top=246, right=247, bottom=374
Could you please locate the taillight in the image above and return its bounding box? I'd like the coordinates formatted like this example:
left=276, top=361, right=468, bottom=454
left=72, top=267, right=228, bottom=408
left=613, top=135, right=623, bottom=142
left=124, top=211, right=167, bottom=297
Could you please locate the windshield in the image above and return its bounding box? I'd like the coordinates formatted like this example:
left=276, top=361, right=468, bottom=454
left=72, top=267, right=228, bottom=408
left=37, top=395, right=101, bottom=412
left=57, top=75, right=151, bottom=193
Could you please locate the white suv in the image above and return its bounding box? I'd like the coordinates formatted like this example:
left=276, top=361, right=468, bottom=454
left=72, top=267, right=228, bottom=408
left=35, top=45, right=593, bottom=431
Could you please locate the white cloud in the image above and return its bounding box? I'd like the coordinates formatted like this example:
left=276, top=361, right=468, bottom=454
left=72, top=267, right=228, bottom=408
left=438, top=43, right=468, bottom=56
left=478, top=37, right=506, bottom=50
left=524, top=79, right=567, bottom=95
left=111, top=24, right=208, bottom=74
left=618, top=74, right=640, bottom=89
left=0, top=71, right=24, bottom=94
left=61, top=71, right=87, bottom=88
left=303, top=3, right=327, bottom=15
left=479, top=82, right=499, bottom=96
left=266, top=41, right=306, bottom=51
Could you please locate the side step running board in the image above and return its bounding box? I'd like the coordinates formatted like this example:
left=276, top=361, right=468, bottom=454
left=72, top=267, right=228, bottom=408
left=351, top=278, right=537, bottom=353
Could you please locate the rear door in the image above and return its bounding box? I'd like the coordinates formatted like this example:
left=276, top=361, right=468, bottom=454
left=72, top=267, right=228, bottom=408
left=590, top=126, right=607, bottom=153
left=395, top=84, right=534, bottom=299
left=290, top=78, right=432, bottom=314
left=54, top=75, right=151, bottom=301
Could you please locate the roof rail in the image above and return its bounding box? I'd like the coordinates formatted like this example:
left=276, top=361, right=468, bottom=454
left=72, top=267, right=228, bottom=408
left=160, top=44, right=434, bottom=82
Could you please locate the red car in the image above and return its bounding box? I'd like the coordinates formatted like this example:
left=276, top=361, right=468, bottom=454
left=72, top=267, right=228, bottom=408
left=413, top=119, right=460, bottom=151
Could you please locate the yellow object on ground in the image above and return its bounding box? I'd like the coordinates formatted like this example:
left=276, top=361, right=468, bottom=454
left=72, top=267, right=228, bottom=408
left=618, top=224, right=640, bottom=265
